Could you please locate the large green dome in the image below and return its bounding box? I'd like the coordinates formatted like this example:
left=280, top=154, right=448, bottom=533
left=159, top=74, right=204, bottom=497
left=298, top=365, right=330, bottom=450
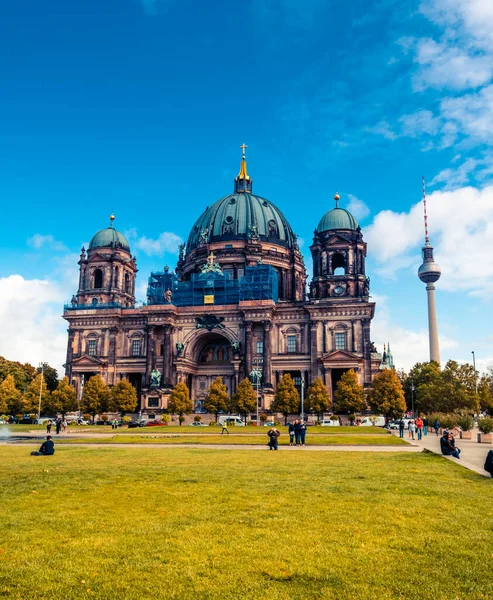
left=89, top=226, right=131, bottom=253
left=316, top=207, right=359, bottom=233
left=186, top=192, right=297, bottom=251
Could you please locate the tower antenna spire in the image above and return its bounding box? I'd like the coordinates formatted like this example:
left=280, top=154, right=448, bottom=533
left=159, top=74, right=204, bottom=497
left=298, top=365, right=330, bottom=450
left=422, top=176, right=429, bottom=245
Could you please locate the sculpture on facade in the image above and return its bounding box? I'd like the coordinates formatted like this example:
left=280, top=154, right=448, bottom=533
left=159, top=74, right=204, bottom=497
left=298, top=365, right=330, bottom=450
left=247, top=223, right=259, bottom=241
left=164, top=288, right=173, bottom=303
left=178, top=243, right=186, bottom=261
left=196, top=314, right=225, bottom=331
left=150, top=369, right=161, bottom=387
left=70, top=295, right=78, bottom=307
left=199, top=228, right=209, bottom=245
left=176, top=342, right=185, bottom=357
left=231, top=341, right=241, bottom=355
left=200, top=252, right=223, bottom=275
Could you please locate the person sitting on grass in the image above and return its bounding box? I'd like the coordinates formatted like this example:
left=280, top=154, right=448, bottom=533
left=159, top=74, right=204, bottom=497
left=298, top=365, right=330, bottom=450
left=440, top=430, right=461, bottom=459
left=267, top=428, right=280, bottom=450
left=30, top=436, right=55, bottom=456
left=484, top=449, right=493, bottom=478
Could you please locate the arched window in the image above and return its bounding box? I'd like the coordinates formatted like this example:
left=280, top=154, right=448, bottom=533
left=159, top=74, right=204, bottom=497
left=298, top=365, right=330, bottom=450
left=125, top=273, right=130, bottom=294
left=114, top=266, right=119, bottom=288
left=94, top=269, right=103, bottom=289
left=332, top=253, right=346, bottom=275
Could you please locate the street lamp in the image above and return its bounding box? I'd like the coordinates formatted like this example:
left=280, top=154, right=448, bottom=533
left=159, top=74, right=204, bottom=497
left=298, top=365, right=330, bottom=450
left=300, top=372, right=305, bottom=422
left=410, top=380, right=415, bottom=418
left=38, top=362, right=48, bottom=421
left=250, top=356, right=263, bottom=427
left=472, top=351, right=478, bottom=394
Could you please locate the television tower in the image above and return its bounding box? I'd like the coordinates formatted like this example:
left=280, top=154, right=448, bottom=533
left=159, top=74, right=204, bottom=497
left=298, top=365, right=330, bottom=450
left=418, top=177, right=441, bottom=363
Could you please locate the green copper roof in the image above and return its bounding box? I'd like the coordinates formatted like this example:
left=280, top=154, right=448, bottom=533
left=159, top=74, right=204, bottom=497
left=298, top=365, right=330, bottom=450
left=316, top=208, right=359, bottom=233
left=89, top=227, right=131, bottom=252
left=187, top=192, right=297, bottom=251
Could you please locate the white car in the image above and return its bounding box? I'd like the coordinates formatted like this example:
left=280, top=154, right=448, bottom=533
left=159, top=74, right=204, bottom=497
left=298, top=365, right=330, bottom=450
left=188, top=422, right=207, bottom=427
left=389, top=419, right=411, bottom=430
left=320, top=419, right=341, bottom=426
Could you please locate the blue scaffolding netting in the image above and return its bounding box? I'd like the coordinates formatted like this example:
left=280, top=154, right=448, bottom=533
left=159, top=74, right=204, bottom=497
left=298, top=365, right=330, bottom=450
left=147, top=264, right=278, bottom=307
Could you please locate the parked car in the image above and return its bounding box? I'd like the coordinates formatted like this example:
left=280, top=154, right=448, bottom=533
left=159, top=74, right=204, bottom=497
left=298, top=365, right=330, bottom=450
left=389, top=418, right=411, bottom=430
left=360, top=416, right=386, bottom=427
left=189, top=422, right=207, bottom=427
left=128, top=420, right=147, bottom=428
left=145, top=420, right=166, bottom=427
left=320, top=419, right=341, bottom=427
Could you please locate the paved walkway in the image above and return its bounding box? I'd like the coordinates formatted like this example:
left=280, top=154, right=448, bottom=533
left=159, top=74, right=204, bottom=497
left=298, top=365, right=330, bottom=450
left=392, top=428, right=492, bottom=478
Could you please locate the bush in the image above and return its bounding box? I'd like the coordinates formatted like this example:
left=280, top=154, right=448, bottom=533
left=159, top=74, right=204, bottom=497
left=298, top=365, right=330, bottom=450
left=330, top=414, right=339, bottom=421
left=83, top=413, right=91, bottom=422
left=478, top=416, right=493, bottom=434
left=208, top=421, right=218, bottom=427
left=457, top=414, right=474, bottom=432
left=160, top=414, right=171, bottom=424
left=437, top=414, right=458, bottom=430
left=122, top=416, right=132, bottom=424
left=193, top=415, right=202, bottom=423
left=101, top=414, right=109, bottom=423
left=259, top=414, right=268, bottom=424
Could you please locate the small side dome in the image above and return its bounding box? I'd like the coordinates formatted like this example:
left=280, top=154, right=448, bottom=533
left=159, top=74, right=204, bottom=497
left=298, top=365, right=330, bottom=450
left=89, top=226, right=130, bottom=253
left=316, top=208, right=360, bottom=233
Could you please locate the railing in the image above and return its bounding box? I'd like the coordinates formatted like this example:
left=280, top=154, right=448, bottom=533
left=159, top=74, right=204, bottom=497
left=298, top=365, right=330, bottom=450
left=64, top=302, right=127, bottom=311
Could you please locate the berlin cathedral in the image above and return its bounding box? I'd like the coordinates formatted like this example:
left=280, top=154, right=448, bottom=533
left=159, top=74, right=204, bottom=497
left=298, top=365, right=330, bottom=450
left=63, top=149, right=388, bottom=415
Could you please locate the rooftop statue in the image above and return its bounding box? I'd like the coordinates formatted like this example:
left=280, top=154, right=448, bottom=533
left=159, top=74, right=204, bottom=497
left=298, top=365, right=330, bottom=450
left=200, top=252, right=223, bottom=275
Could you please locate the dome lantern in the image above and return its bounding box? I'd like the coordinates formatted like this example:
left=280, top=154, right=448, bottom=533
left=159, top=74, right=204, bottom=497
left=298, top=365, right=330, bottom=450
left=234, top=143, right=252, bottom=193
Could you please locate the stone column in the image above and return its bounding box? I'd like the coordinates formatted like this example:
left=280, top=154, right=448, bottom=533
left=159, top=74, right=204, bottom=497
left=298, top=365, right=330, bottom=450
left=162, top=325, right=174, bottom=387
left=145, top=325, right=155, bottom=386
left=244, top=321, right=253, bottom=378
left=362, top=318, right=372, bottom=385
left=65, top=329, right=75, bottom=379
left=309, top=321, right=319, bottom=383
left=108, top=328, right=117, bottom=386
left=263, top=321, right=273, bottom=386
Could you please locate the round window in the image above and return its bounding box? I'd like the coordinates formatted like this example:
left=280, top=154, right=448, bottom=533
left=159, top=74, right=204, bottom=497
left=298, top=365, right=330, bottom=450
left=229, top=198, right=236, bottom=204
left=225, top=216, right=234, bottom=224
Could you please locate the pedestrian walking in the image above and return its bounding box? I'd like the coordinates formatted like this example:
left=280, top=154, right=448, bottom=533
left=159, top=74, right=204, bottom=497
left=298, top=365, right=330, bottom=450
left=408, top=420, right=416, bottom=440
left=423, top=416, right=428, bottom=436
left=55, top=418, right=61, bottom=435
left=288, top=421, right=295, bottom=446
left=399, top=418, right=405, bottom=438
left=46, top=420, right=52, bottom=434
left=416, top=417, right=423, bottom=440
left=433, top=418, right=440, bottom=436
left=299, top=421, right=307, bottom=446
left=221, top=421, right=229, bottom=435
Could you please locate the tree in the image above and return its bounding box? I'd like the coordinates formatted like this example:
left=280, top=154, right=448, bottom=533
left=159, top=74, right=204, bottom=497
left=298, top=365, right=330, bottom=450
left=82, top=375, right=110, bottom=420
left=367, top=369, right=406, bottom=419
left=203, top=377, right=229, bottom=422
left=36, top=364, right=59, bottom=392
left=232, top=378, right=257, bottom=423
left=168, top=381, right=193, bottom=425
left=404, top=361, right=441, bottom=413
left=305, top=377, right=331, bottom=419
left=51, top=377, right=77, bottom=416
left=0, top=356, right=36, bottom=391
left=23, top=373, right=51, bottom=415
left=272, top=374, right=299, bottom=424
left=479, top=373, right=493, bottom=414
left=334, top=370, right=366, bottom=415
left=0, top=375, right=22, bottom=415
left=110, top=380, right=138, bottom=415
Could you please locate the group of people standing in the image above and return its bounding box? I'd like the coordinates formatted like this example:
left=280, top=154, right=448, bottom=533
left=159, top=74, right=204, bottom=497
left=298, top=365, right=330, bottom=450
left=267, top=421, right=308, bottom=450
left=407, top=417, right=427, bottom=440
left=46, top=418, right=66, bottom=435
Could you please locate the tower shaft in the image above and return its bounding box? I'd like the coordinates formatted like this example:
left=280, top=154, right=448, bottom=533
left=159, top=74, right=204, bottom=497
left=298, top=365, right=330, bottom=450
left=426, top=282, right=440, bottom=363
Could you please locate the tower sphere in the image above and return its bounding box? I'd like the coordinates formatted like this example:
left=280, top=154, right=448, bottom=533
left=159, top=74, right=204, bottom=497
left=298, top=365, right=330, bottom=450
left=418, top=244, right=441, bottom=284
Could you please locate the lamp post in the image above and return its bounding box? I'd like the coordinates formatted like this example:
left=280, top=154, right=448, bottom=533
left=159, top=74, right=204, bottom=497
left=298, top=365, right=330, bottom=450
left=78, top=374, right=85, bottom=419
left=410, top=380, right=415, bottom=418
left=471, top=351, right=478, bottom=394
left=250, top=356, right=263, bottom=426
left=300, top=372, right=305, bottom=422
left=38, top=362, right=48, bottom=422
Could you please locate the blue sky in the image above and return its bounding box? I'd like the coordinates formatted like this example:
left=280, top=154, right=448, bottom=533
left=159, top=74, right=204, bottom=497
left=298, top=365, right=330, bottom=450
left=1, top=0, right=492, bottom=375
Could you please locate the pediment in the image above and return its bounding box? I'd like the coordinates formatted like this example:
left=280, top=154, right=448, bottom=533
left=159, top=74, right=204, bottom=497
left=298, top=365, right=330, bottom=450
left=321, top=349, right=363, bottom=363
left=72, top=354, right=105, bottom=366
left=326, top=234, right=350, bottom=245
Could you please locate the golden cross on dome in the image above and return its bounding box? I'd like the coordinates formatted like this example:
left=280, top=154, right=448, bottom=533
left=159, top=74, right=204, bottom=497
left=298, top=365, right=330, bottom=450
left=240, top=143, right=248, bottom=157
left=207, top=251, right=216, bottom=265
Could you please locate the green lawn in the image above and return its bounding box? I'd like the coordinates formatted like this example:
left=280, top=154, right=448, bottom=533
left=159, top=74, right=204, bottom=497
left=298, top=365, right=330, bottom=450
left=54, top=433, right=407, bottom=446
left=1, top=447, right=491, bottom=599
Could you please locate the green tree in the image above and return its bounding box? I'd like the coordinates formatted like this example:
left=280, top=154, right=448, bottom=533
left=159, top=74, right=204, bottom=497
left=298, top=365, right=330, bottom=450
left=404, top=361, right=441, bottom=413
left=0, top=374, right=22, bottom=415
left=367, top=369, right=406, bottom=419
left=23, top=373, right=51, bottom=415
left=168, top=381, right=193, bottom=425
left=479, top=373, right=493, bottom=414
left=305, top=377, right=331, bottom=419
left=51, top=377, right=77, bottom=416
left=203, top=377, right=229, bottom=422
left=82, top=375, right=110, bottom=420
left=417, top=360, right=478, bottom=414
left=272, top=374, right=300, bottom=424
left=232, top=378, right=257, bottom=423
left=334, top=369, right=366, bottom=415
left=0, top=356, right=36, bottom=391
left=110, top=380, right=138, bottom=415
left=36, top=364, right=59, bottom=392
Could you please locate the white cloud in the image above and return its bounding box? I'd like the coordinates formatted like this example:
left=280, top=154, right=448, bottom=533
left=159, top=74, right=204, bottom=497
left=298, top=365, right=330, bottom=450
left=134, top=232, right=183, bottom=256
left=365, top=121, right=397, bottom=140
left=27, top=234, right=67, bottom=252
left=440, top=85, right=493, bottom=141
left=347, top=194, right=370, bottom=221
left=366, top=185, right=493, bottom=296
left=399, top=110, right=440, bottom=138
left=0, top=275, right=67, bottom=377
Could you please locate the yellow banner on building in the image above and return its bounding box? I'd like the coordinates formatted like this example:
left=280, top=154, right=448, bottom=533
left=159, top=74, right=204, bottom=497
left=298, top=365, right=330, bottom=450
left=204, top=295, right=214, bottom=304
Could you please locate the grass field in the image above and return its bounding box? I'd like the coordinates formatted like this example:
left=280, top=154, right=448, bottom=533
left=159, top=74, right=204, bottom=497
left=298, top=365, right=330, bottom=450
left=1, top=446, right=492, bottom=600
